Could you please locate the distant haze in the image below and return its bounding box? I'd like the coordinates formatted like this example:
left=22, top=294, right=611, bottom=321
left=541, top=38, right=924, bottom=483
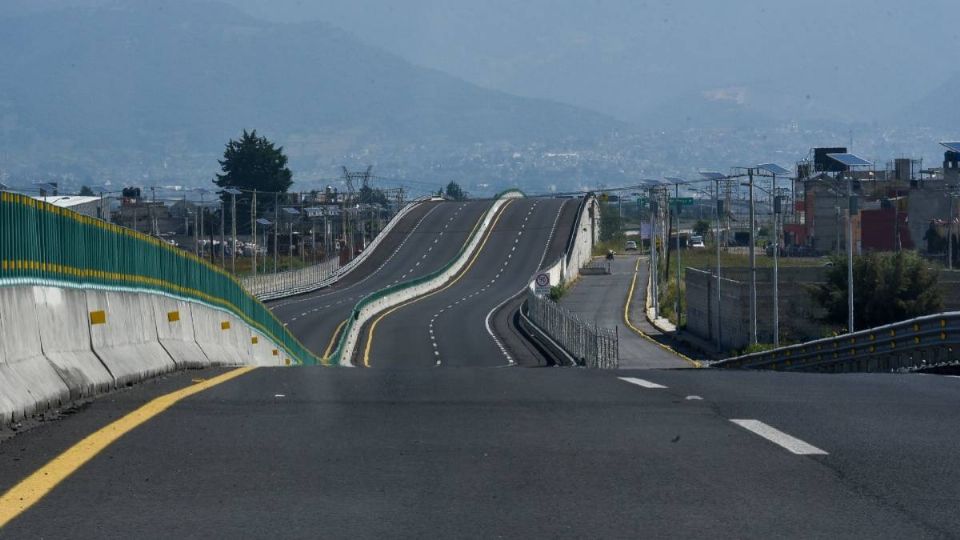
left=0, top=0, right=956, bottom=192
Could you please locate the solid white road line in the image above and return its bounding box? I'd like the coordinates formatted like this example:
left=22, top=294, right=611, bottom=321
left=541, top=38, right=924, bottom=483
left=729, top=419, right=828, bottom=455
left=618, top=377, right=667, bottom=389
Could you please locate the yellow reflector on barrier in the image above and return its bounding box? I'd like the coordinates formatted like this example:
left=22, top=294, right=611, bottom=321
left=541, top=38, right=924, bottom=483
left=251, top=336, right=259, bottom=345
left=167, top=311, right=180, bottom=323
left=221, top=321, right=231, bottom=330
left=285, top=358, right=291, bottom=366
left=89, top=311, right=106, bottom=325
left=272, top=350, right=279, bottom=356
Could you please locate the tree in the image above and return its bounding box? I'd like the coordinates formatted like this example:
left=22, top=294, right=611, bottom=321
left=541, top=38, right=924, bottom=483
left=812, top=251, right=942, bottom=331
left=79, top=185, right=95, bottom=196
left=599, top=201, right=623, bottom=242
left=358, top=185, right=389, bottom=206
left=445, top=181, right=466, bottom=201
left=693, top=219, right=710, bottom=237
left=214, top=130, right=292, bottom=233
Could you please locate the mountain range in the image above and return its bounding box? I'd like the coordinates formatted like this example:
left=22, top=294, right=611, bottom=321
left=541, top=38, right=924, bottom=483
left=0, top=0, right=621, bottom=182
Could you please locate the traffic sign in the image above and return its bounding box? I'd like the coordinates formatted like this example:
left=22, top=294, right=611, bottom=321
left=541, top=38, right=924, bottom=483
left=535, top=273, right=551, bottom=296
left=671, top=197, right=695, bottom=207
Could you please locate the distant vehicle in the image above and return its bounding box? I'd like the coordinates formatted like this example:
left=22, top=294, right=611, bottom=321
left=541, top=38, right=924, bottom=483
left=624, top=240, right=638, bottom=251
left=689, top=235, right=705, bottom=248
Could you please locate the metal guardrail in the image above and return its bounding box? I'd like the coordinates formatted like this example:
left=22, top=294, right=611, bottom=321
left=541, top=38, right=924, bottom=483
left=242, top=258, right=340, bottom=300
left=714, top=311, right=960, bottom=373
left=524, top=290, right=618, bottom=369
left=241, top=196, right=431, bottom=301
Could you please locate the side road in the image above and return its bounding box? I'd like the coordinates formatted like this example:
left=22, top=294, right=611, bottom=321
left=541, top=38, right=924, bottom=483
left=558, top=254, right=700, bottom=368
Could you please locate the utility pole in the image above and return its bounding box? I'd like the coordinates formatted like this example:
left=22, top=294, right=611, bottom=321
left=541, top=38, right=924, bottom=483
left=748, top=168, right=758, bottom=346
left=230, top=190, right=237, bottom=274
left=675, top=182, right=682, bottom=326
left=251, top=190, right=257, bottom=279
left=220, top=201, right=225, bottom=268
left=715, top=178, right=723, bottom=352
left=274, top=192, right=279, bottom=274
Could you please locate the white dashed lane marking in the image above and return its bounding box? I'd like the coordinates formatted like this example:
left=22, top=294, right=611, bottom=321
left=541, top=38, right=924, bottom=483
left=618, top=377, right=667, bottom=389
left=730, top=419, right=828, bottom=455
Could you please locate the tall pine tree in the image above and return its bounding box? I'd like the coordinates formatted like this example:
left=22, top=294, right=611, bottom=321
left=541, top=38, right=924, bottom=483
left=214, top=130, right=293, bottom=233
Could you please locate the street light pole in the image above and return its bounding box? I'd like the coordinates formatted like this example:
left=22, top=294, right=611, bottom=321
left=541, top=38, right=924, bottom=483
left=650, top=194, right=659, bottom=318
left=231, top=191, right=237, bottom=274
left=847, top=173, right=855, bottom=333
left=949, top=192, right=956, bottom=271
left=748, top=168, right=758, bottom=346
left=772, top=175, right=780, bottom=348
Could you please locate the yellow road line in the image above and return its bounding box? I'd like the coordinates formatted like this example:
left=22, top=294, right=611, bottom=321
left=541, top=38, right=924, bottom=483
left=321, top=319, right=348, bottom=366
left=0, top=366, right=256, bottom=528
left=623, top=256, right=701, bottom=368
left=362, top=200, right=513, bottom=367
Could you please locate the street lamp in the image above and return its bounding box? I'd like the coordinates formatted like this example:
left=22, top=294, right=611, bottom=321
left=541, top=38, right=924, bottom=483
left=665, top=177, right=686, bottom=326
left=757, top=163, right=791, bottom=347
left=699, top=171, right=727, bottom=352
left=256, top=218, right=273, bottom=275
left=827, top=152, right=872, bottom=334
left=222, top=188, right=242, bottom=274
left=282, top=207, right=300, bottom=268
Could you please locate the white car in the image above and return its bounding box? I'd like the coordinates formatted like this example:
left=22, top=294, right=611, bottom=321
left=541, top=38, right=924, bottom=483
left=689, top=235, right=706, bottom=248
left=624, top=240, right=638, bottom=251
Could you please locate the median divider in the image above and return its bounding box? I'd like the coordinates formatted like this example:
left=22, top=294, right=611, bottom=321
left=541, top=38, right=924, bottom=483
left=151, top=295, right=211, bottom=369
left=34, top=286, right=114, bottom=399
left=0, top=190, right=313, bottom=425
left=86, top=290, right=178, bottom=386
left=328, top=190, right=525, bottom=366
left=0, top=287, right=71, bottom=422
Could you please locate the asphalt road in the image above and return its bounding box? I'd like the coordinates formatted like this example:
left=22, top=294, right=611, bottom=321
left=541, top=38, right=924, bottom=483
left=268, top=199, right=492, bottom=358
left=2, top=367, right=959, bottom=538
left=360, top=197, right=572, bottom=368
left=559, top=254, right=696, bottom=369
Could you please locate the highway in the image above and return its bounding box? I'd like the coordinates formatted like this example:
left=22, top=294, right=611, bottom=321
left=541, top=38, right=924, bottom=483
left=359, top=197, right=574, bottom=368
left=2, top=367, right=959, bottom=538
left=5, top=195, right=960, bottom=538
left=268, top=199, right=492, bottom=360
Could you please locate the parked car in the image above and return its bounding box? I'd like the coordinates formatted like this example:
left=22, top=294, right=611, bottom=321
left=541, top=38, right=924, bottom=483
left=624, top=240, right=638, bottom=251
left=689, top=235, right=705, bottom=248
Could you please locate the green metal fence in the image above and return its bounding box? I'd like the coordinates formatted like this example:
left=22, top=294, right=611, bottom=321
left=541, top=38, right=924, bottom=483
left=0, top=192, right=317, bottom=365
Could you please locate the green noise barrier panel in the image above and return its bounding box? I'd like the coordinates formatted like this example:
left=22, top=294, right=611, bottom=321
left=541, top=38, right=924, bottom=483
left=0, top=192, right=317, bottom=366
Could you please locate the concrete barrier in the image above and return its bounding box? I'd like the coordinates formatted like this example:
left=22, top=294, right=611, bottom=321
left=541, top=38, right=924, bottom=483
left=0, top=283, right=294, bottom=426
left=151, top=295, right=211, bottom=369
left=191, top=303, right=244, bottom=366
left=0, top=287, right=71, bottom=422
left=86, top=290, right=177, bottom=385
left=34, top=286, right=114, bottom=399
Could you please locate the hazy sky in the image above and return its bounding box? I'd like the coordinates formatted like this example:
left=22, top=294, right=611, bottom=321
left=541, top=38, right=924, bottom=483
left=3, top=0, right=957, bottom=125
left=217, top=0, right=958, bottom=124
